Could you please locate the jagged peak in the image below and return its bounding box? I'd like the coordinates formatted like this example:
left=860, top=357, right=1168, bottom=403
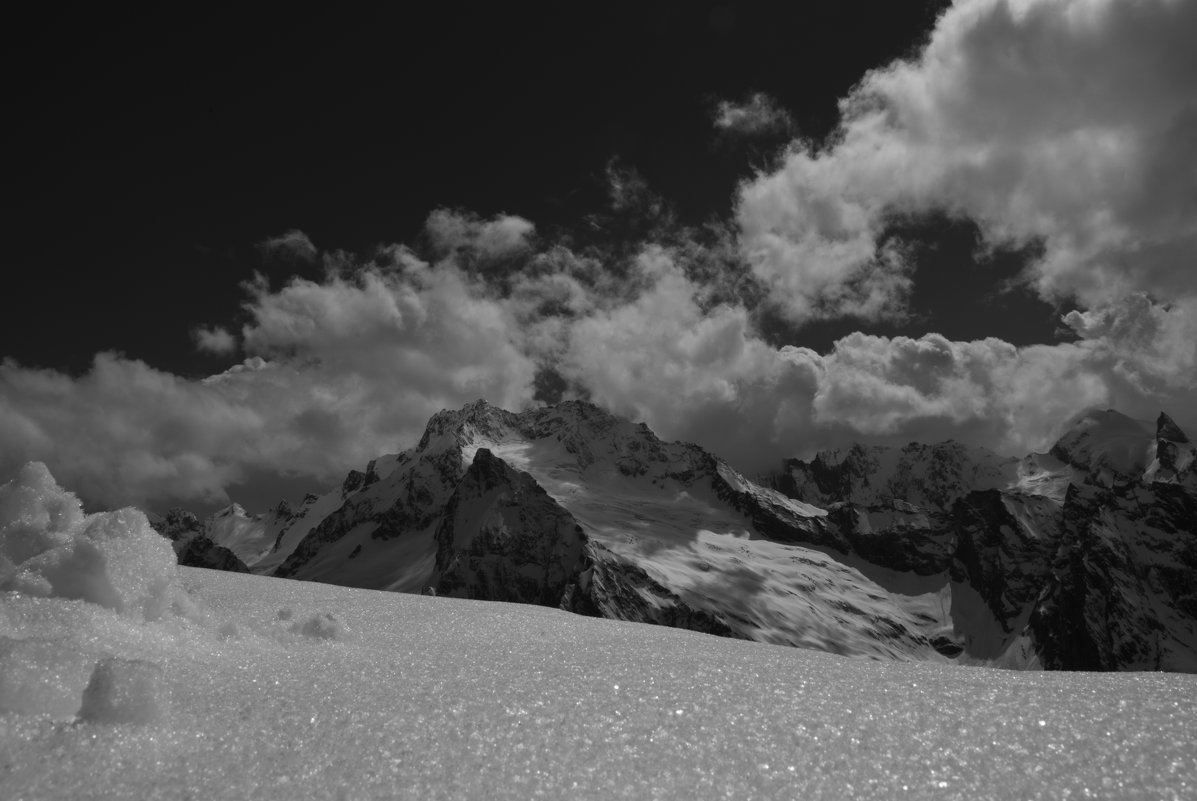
left=213, top=502, right=248, bottom=518
left=1055, top=408, right=1147, bottom=439
left=1157, top=412, right=1190, bottom=444
left=416, top=399, right=521, bottom=451
left=163, top=507, right=201, bottom=528
left=1049, top=407, right=1153, bottom=481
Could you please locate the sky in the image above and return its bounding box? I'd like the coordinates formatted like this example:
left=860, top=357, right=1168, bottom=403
left=3, top=0, right=1196, bottom=514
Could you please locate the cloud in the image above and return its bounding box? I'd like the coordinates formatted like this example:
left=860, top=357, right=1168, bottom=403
left=4, top=221, right=1195, bottom=509
left=1062, top=294, right=1197, bottom=422
left=810, top=332, right=1108, bottom=455
left=738, top=0, right=1197, bottom=318
left=424, top=209, right=535, bottom=260
left=713, top=92, right=795, bottom=137
left=0, top=249, right=539, bottom=511
left=558, top=247, right=821, bottom=472
left=258, top=229, right=319, bottom=264
left=192, top=325, right=237, bottom=355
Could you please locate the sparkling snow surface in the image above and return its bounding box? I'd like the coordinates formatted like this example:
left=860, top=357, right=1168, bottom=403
left=3, top=462, right=1197, bottom=800
left=2, top=569, right=1195, bottom=801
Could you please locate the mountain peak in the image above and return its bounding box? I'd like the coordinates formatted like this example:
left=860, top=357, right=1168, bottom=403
left=1157, top=412, right=1190, bottom=444
left=1049, top=408, right=1153, bottom=484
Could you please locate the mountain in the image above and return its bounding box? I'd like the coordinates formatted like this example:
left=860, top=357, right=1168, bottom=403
left=146, top=509, right=249, bottom=573
left=195, top=400, right=1197, bottom=671
left=260, top=400, right=951, bottom=661
left=775, top=440, right=1020, bottom=512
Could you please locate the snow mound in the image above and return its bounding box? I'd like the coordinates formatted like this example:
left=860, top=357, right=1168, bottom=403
left=0, top=636, right=95, bottom=718
left=78, top=656, right=170, bottom=725
left=0, top=463, right=183, bottom=621
left=289, top=612, right=348, bottom=640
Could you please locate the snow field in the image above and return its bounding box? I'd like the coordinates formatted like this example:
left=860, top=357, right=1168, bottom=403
left=2, top=461, right=1196, bottom=800
left=5, top=570, right=1196, bottom=800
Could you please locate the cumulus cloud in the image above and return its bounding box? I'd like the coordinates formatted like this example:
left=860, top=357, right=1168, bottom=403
left=738, top=0, right=1197, bottom=317
left=192, top=325, right=237, bottom=355
left=810, top=333, right=1108, bottom=455
left=1062, top=294, right=1197, bottom=423
left=713, top=92, right=795, bottom=137
left=0, top=248, right=538, bottom=510
left=258, top=229, right=319, bottom=264
left=3, top=221, right=1195, bottom=508
left=425, top=209, right=535, bottom=260
left=558, top=247, right=821, bottom=471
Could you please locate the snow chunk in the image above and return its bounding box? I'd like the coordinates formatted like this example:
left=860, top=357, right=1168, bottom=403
left=290, top=612, right=347, bottom=640
left=0, top=636, right=95, bottom=718
left=78, top=657, right=169, bottom=725
left=0, top=462, right=86, bottom=567
left=0, top=463, right=182, bottom=621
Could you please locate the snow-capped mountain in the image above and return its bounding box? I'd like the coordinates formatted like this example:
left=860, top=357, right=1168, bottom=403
left=261, top=400, right=949, bottom=661
left=145, top=508, right=249, bottom=574
left=776, top=440, right=1020, bottom=512
left=194, top=400, right=1197, bottom=672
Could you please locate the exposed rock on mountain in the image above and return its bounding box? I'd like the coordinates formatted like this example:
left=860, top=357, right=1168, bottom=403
left=176, top=535, right=251, bottom=574
left=1030, top=480, right=1197, bottom=671
left=147, top=508, right=249, bottom=573
left=435, top=448, right=589, bottom=605
left=777, top=441, right=1019, bottom=512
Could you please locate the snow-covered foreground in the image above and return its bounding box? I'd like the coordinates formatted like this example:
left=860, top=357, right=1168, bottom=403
left=1, top=568, right=1194, bottom=801
left=2, top=461, right=1196, bottom=799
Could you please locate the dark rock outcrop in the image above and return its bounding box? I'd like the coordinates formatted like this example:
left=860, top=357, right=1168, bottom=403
left=176, top=536, right=250, bottom=573
left=1030, top=481, right=1197, bottom=671
left=950, top=490, right=1059, bottom=635
left=828, top=499, right=955, bottom=575
left=148, top=508, right=250, bottom=573
left=434, top=448, right=590, bottom=606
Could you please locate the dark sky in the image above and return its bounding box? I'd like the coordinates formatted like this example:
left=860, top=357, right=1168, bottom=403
left=5, top=1, right=1062, bottom=379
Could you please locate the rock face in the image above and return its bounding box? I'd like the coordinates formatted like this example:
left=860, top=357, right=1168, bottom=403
left=204, top=400, right=1197, bottom=672
left=147, top=509, right=250, bottom=574
left=434, top=449, right=589, bottom=605
left=1030, top=481, right=1197, bottom=671
left=777, top=441, right=1019, bottom=512
left=175, top=536, right=250, bottom=574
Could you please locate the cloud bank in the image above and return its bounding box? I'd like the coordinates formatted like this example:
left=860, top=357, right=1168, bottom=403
left=739, top=0, right=1197, bottom=319
left=2, top=0, right=1194, bottom=510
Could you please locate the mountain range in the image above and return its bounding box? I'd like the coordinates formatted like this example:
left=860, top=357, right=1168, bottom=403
left=154, top=400, right=1197, bottom=672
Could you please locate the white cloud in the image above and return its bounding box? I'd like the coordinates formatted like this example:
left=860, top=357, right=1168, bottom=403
left=810, top=332, right=1109, bottom=455
left=0, top=250, right=539, bottom=510
left=558, top=247, right=821, bottom=474
left=192, top=325, right=237, bottom=355
left=425, top=209, right=535, bottom=260
left=738, top=0, right=1197, bottom=318
left=258, top=229, right=319, bottom=264
left=4, top=225, right=1196, bottom=509
left=713, top=92, right=795, bottom=137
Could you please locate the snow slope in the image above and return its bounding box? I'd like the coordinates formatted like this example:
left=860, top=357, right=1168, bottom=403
left=2, top=567, right=1194, bottom=798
